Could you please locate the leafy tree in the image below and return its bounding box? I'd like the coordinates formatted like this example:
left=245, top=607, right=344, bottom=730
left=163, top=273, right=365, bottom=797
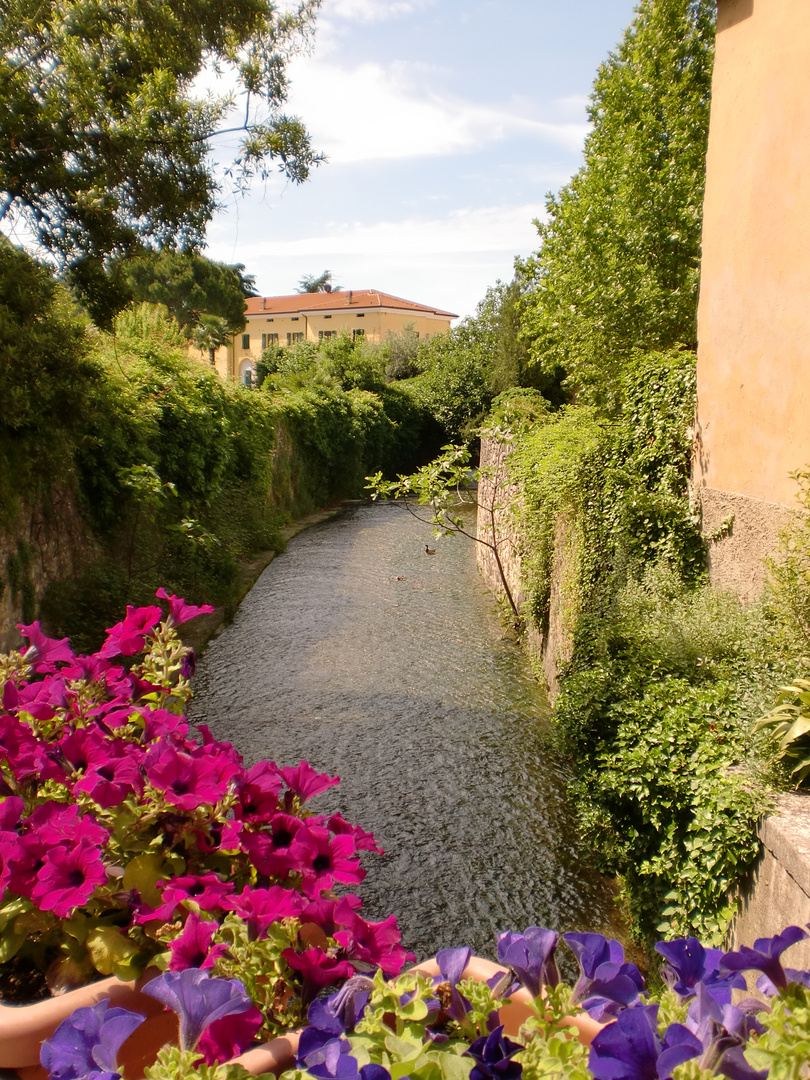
left=520, top=0, right=715, bottom=405
left=0, top=0, right=321, bottom=271
left=116, top=252, right=251, bottom=337
left=296, top=270, right=341, bottom=293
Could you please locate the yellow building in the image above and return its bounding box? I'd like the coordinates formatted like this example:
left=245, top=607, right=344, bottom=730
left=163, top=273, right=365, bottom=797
left=200, top=289, right=457, bottom=383
left=693, top=0, right=810, bottom=600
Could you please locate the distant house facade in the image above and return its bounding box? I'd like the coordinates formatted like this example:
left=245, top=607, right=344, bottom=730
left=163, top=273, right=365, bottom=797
left=693, top=0, right=810, bottom=600
left=197, top=289, right=457, bottom=384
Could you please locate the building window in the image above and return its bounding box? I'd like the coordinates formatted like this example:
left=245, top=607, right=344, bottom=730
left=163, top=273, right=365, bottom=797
left=324, top=315, right=332, bottom=319
left=242, top=333, right=250, bottom=349
left=353, top=328, right=365, bottom=341
left=319, top=330, right=334, bottom=341
left=291, top=316, right=299, bottom=322
left=261, top=333, right=266, bottom=349
left=291, top=332, right=303, bottom=343
left=268, top=333, right=278, bottom=345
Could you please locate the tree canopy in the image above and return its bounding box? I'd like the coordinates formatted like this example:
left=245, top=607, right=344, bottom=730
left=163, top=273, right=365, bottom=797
left=520, top=0, right=715, bottom=404
left=0, top=0, right=322, bottom=271
left=117, top=252, right=254, bottom=335
left=296, top=270, right=341, bottom=293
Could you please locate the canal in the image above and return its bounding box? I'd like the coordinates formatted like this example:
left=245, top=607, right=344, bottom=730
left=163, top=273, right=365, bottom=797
left=189, top=501, right=618, bottom=968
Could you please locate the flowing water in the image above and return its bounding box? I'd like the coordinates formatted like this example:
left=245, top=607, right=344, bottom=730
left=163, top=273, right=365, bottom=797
left=189, top=501, right=619, bottom=968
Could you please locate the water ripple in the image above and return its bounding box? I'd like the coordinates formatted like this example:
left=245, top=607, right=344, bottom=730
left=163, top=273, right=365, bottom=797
left=189, top=502, right=619, bottom=970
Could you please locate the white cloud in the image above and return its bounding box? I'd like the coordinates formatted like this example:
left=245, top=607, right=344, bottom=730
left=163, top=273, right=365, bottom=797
left=217, top=203, right=543, bottom=259
left=322, top=0, right=434, bottom=22
left=284, top=57, right=588, bottom=164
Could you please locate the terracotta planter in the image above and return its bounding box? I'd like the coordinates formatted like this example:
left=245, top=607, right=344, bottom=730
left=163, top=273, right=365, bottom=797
left=0, top=956, right=602, bottom=1080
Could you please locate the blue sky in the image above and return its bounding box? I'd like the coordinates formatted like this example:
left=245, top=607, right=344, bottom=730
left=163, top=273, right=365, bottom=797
left=206, top=0, right=640, bottom=321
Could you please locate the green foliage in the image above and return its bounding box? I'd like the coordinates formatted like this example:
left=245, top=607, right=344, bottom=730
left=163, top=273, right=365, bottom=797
left=765, top=468, right=810, bottom=653
left=521, top=0, right=715, bottom=403
left=510, top=349, right=701, bottom=632
left=746, top=982, right=810, bottom=1079
left=756, top=678, right=810, bottom=787
left=0, top=0, right=321, bottom=270
left=108, top=251, right=251, bottom=335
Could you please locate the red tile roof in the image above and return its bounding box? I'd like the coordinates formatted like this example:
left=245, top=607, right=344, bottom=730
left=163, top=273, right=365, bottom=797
left=244, top=289, right=457, bottom=319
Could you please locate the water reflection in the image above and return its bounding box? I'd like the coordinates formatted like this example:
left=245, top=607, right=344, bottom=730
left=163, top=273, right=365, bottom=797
left=190, top=501, right=618, bottom=966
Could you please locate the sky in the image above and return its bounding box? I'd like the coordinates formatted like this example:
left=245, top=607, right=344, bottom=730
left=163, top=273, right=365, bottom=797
left=204, top=0, right=641, bottom=321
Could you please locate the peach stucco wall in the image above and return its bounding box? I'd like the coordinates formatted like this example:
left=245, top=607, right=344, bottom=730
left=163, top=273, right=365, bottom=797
left=694, top=0, right=810, bottom=510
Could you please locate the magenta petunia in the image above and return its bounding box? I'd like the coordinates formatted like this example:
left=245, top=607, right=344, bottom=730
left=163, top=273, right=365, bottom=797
left=58, top=727, right=109, bottom=777
left=0, top=715, right=48, bottom=781
left=277, top=761, right=339, bottom=803
left=235, top=761, right=282, bottom=822
left=72, top=747, right=143, bottom=808
left=11, top=675, right=68, bottom=722
left=240, top=813, right=306, bottom=878
left=323, top=813, right=384, bottom=854
left=145, top=743, right=241, bottom=811
left=16, top=621, right=76, bottom=672
left=31, top=840, right=108, bottom=916
left=197, top=1005, right=264, bottom=1065
left=334, top=912, right=414, bottom=976
left=168, top=911, right=229, bottom=971
left=25, top=803, right=110, bottom=848
left=155, top=588, right=215, bottom=627
left=300, top=895, right=363, bottom=940
left=141, top=872, right=236, bottom=923
left=282, top=947, right=355, bottom=1004
left=221, top=885, right=307, bottom=941
left=289, top=825, right=365, bottom=897
left=99, top=605, right=163, bottom=659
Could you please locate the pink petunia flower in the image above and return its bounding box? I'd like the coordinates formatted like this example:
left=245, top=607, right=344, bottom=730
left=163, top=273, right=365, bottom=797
left=322, top=812, right=384, bottom=854
left=145, top=743, right=241, bottom=811
left=221, top=885, right=306, bottom=941
left=240, top=814, right=306, bottom=878
left=276, top=761, right=339, bottom=804
left=197, top=1006, right=263, bottom=1065
left=281, top=947, right=355, bottom=1004
left=235, top=761, right=282, bottom=822
left=168, top=911, right=229, bottom=971
left=288, top=826, right=365, bottom=897
left=299, top=895, right=362, bottom=939
left=16, top=621, right=76, bottom=672
left=155, top=589, right=215, bottom=627
left=140, top=873, right=236, bottom=923
left=30, top=840, right=108, bottom=916
left=333, top=911, right=414, bottom=975
left=99, top=605, right=163, bottom=659
left=25, top=803, right=110, bottom=848
left=72, top=746, right=144, bottom=808
left=0, top=714, right=51, bottom=781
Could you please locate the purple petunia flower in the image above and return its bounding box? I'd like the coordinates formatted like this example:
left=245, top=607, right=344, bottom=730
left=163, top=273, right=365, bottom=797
left=40, top=1000, right=145, bottom=1080
left=565, top=932, right=645, bottom=1020
left=718, top=926, right=808, bottom=993
left=497, top=927, right=559, bottom=995
left=465, top=1024, right=523, bottom=1080
left=142, top=969, right=252, bottom=1051
left=685, top=983, right=769, bottom=1080
left=655, top=937, right=746, bottom=1004
left=588, top=1004, right=702, bottom=1080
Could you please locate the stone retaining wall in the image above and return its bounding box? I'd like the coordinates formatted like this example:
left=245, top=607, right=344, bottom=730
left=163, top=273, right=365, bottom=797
left=475, top=437, right=574, bottom=697
left=477, top=437, right=810, bottom=952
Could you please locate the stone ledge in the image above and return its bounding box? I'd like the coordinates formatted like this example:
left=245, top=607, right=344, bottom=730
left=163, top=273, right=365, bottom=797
left=730, top=791, right=810, bottom=969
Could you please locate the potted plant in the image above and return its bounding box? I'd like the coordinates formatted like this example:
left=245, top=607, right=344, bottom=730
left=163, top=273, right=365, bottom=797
left=0, top=595, right=411, bottom=1074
